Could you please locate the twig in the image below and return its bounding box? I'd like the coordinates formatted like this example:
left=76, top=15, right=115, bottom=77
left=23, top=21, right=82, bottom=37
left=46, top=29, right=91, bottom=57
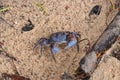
left=107, top=0, right=115, bottom=9
left=0, top=7, right=10, bottom=12
left=0, top=42, right=17, bottom=61
left=10, top=59, right=19, bottom=75
left=36, top=3, right=48, bottom=15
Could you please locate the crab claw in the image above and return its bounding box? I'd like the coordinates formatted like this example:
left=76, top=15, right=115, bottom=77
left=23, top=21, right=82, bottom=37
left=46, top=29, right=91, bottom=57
left=51, top=43, right=59, bottom=54
left=65, top=40, right=77, bottom=49
left=52, top=46, right=59, bottom=54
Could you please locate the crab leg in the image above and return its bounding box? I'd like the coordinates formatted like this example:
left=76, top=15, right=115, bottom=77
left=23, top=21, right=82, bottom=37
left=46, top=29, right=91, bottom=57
left=50, top=43, right=59, bottom=62
left=33, top=39, right=42, bottom=49
left=34, top=38, right=49, bottom=54
left=50, top=49, right=56, bottom=62
left=76, top=41, right=80, bottom=52
left=64, top=40, right=77, bottom=50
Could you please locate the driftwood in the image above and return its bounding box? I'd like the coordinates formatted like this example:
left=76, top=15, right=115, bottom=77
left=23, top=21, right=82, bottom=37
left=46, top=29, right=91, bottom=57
left=2, top=73, right=30, bottom=80
left=75, top=11, right=120, bottom=79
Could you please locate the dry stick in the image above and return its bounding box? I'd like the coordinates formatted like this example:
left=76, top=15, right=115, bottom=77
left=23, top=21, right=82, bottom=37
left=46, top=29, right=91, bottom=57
left=0, top=17, right=18, bottom=38
left=0, top=47, right=17, bottom=61
left=0, top=7, right=10, bottom=12
left=107, top=0, right=115, bottom=9
left=0, top=17, right=13, bottom=27
left=9, top=59, right=19, bottom=75
left=32, top=0, right=49, bottom=15
left=0, top=44, right=19, bottom=75
left=36, top=3, right=48, bottom=15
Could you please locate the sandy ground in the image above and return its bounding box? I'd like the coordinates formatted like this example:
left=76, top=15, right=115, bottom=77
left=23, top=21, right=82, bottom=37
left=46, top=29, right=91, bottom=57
left=0, top=0, right=120, bottom=80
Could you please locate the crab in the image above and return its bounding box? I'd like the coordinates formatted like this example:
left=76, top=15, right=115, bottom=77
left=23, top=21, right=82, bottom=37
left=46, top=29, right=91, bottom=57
left=34, top=31, right=88, bottom=61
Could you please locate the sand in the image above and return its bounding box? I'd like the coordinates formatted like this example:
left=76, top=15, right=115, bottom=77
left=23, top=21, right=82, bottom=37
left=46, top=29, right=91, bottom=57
left=0, top=0, right=120, bottom=80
